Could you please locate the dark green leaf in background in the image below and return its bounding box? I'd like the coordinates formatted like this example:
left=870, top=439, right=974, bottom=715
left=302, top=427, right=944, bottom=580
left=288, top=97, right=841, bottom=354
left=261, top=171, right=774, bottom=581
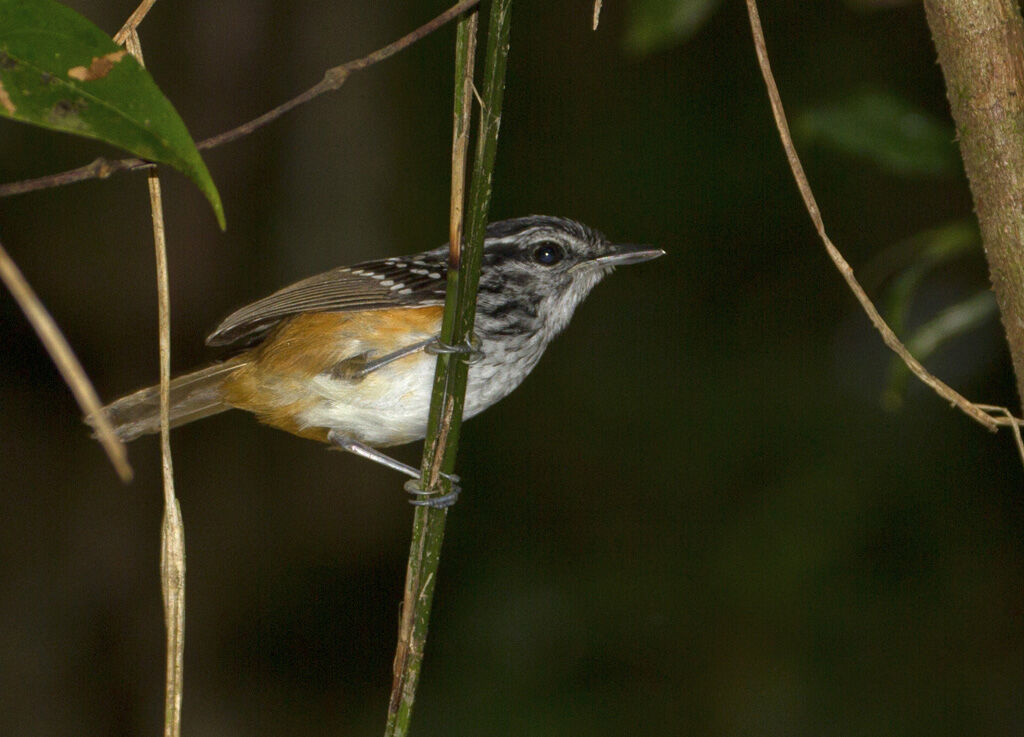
left=0, top=0, right=224, bottom=227
left=625, top=0, right=723, bottom=54
left=795, top=89, right=959, bottom=178
left=874, top=221, right=979, bottom=337
left=884, top=291, right=997, bottom=408
left=871, top=221, right=989, bottom=408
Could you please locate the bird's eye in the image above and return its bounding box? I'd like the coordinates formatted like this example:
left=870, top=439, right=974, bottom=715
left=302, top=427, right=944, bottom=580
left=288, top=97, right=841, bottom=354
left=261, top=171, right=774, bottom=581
left=532, top=242, right=563, bottom=266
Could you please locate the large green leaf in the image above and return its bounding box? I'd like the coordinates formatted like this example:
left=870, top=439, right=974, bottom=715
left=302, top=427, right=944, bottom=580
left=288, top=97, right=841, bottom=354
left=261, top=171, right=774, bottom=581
left=0, top=0, right=224, bottom=227
left=625, top=0, right=723, bottom=54
left=796, top=89, right=959, bottom=178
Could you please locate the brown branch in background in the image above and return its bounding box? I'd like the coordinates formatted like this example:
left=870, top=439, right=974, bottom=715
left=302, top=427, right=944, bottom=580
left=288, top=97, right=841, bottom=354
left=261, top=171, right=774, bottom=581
left=0, top=0, right=482, bottom=199
left=744, top=0, right=1024, bottom=439
left=0, top=238, right=133, bottom=481
left=593, top=0, right=603, bottom=31
left=922, top=0, right=1024, bottom=405
left=123, top=24, right=186, bottom=737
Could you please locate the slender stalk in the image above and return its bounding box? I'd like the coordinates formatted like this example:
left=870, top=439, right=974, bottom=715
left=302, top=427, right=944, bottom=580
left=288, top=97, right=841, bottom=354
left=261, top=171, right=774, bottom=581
left=0, top=239, right=132, bottom=480
left=122, top=28, right=186, bottom=737
left=448, top=11, right=478, bottom=266
left=385, top=19, right=476, bottom=732
left=922, top=0, right=1024, bottom=405
left=384, top=1, right=512, bottom=734
left=113, top=0, right=159, bottom=45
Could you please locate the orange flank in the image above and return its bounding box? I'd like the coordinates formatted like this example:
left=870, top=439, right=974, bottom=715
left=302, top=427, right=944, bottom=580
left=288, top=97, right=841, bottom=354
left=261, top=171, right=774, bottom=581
left=220, top=306, right=444, bottom=442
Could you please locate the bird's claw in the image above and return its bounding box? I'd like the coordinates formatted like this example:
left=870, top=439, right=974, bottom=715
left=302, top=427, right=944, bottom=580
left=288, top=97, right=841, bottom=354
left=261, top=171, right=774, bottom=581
left=425, top=333, right=484, bottom=364
left=404, top=478, right=461, bottom=508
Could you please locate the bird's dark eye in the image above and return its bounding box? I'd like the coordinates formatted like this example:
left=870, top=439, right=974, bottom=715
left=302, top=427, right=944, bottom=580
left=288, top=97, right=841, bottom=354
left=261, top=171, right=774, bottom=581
left=532, top=242, right=563, bottom=266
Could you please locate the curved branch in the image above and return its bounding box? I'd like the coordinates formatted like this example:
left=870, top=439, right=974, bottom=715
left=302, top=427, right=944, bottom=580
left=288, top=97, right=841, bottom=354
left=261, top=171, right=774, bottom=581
left=0, top=0, right=482, bottom=199
left=745, top=0, right=1007, bottom=433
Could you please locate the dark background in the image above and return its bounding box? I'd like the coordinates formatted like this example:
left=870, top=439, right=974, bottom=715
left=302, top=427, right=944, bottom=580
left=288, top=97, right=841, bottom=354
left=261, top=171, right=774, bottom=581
left=1, top=1, right=1021, bottom=735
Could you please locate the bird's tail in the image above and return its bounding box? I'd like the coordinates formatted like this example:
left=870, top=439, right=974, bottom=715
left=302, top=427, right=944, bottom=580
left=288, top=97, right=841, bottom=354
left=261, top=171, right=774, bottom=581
left=89, top=357, right=249, bottom=442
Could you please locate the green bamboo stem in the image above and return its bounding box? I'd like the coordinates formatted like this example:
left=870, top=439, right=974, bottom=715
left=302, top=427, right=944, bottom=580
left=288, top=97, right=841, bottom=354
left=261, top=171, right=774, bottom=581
left=384, top=1, right=512, bottom=735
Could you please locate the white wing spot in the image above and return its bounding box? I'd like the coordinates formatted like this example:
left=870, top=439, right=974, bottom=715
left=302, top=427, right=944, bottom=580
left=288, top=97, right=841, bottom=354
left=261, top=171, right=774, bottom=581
left=428, top=272, right=441, bottom=279
left=389, top=283, right=405, bottom=291
left=381, top=279, right=395, bottom=286
left=410, top=268, right=428, bottom=276
left=370, top=274, right=386, bottom=280
left=398, top=288, right=413, bottom=295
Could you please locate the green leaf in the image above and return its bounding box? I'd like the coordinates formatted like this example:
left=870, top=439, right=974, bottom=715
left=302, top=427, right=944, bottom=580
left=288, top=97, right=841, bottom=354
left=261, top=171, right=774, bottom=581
left=795, top=89, right=959, bottom=178
left=625, top=0, right=723, bottom=54
left=0, top=0, right=224, bottom=228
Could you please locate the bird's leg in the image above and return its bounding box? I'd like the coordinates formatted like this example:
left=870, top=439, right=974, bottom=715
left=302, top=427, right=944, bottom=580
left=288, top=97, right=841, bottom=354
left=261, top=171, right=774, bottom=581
left=331, top=339, right=435, bottom=380
left=326, top=430, right=461, bottom=508
left=332, top=333, right=485, bottom=381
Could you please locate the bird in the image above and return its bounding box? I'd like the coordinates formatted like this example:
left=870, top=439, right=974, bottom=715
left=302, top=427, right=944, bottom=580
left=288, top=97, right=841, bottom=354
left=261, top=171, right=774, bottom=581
left=93, top=215, right=663, bottom=505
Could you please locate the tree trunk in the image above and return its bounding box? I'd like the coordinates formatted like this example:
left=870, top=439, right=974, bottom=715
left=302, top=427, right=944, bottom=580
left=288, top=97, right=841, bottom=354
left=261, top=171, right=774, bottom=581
left=923, top=0, right=1024, bottom=406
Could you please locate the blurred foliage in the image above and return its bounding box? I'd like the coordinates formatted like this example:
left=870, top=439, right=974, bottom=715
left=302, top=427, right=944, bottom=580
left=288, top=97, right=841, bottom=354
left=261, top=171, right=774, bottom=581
left=0, top=0, right=223, bottom=226
left=868, top=221, right=993, bottom=408
left=871, top=221, right=980, bottom=335
left=796, top=89, right=959, bottom=177
left=625, top=0, right=723, bottom=53
left=886, top=290, right=998, bottom=406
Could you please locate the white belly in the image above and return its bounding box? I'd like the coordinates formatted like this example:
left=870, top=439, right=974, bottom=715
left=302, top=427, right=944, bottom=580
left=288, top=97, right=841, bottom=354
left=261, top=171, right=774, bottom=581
left=293, top=344, right=537, bottom=447
left=295, top=350, right=437, bottom=446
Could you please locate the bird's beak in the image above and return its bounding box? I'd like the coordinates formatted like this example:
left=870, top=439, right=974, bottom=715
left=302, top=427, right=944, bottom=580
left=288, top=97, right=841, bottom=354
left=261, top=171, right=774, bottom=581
left=593, top=243, right=666, bottom=267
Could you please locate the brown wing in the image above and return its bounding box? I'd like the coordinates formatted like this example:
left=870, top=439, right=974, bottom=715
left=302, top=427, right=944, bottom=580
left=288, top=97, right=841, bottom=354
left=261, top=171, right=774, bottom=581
left=206, top=252, right=449, bottom=348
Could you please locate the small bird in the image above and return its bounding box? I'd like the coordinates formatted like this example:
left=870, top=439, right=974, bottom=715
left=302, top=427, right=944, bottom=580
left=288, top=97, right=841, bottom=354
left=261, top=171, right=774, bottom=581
left=95, top=216, right=663, bottom=504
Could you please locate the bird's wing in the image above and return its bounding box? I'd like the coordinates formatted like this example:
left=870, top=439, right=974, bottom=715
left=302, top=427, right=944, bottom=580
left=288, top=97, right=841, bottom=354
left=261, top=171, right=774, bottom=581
left=206, top=253, right=449, bottom=348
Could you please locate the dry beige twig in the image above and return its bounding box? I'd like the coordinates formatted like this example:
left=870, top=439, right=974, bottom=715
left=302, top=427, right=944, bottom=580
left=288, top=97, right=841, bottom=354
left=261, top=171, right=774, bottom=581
left=448, top=13, right=477, bottom=266
left=113, top=0, right=158, bottom=45
left=123, top=24, right=186, bottom=737
left=744, top=0, right=1024, bottom=441
left=0, top=239, right=133, bottom=481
